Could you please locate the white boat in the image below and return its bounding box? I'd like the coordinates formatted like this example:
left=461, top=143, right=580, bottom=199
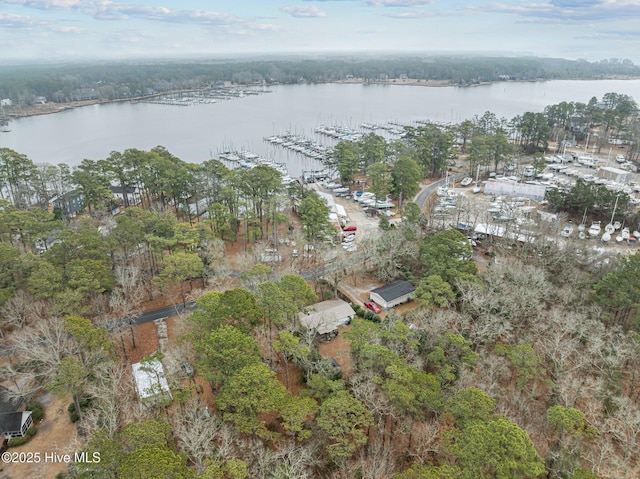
left=577, top=208, right=587, bottom=232
left=615, top=234, right=623, bottom=243
left=633, top=230, right=640, bottom=239
left=373, top=201, right=395, bottom=209
left=578, top=231, right=586, bottom=240
left=472, top=183, right=482, bottom=194
left=622, top=228, right=630, bottom=240
left=460, top=177, right=473, bottom=187
left=602, top=232, right=611, bottom=243
left=560, top=224, right=574, bottom=238
left=604, top=223, right=615, bottom=234
left=588, top=222, right=601, bottom=237
left=614, top=221, right=622, bottom=230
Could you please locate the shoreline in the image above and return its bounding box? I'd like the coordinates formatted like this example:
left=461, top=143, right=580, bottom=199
left=5, top=75, right=640, bottom=120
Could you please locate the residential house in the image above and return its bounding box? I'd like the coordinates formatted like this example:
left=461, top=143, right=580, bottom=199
left=369, top=280, right=416, bottom=310
left=50, top=189, right=84, bottom=218
left=299, top=299, right=356, bottom=340
left=0, top=386, right=33, bottom=443
left=109, top=185, right=142, bottom=209
left=132, top=358, right=172, bottom=405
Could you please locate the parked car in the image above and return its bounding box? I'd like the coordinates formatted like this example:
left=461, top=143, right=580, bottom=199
left=343, top=225, right=357, bottom=232
left=364, top=301, right=381, bottom=313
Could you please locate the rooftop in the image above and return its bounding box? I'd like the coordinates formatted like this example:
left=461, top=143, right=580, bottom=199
left=371, top=280, right=416, bottom=302
left=132, top=358, right=171, bottom=400
left=299, top=299, right=355, bottom=335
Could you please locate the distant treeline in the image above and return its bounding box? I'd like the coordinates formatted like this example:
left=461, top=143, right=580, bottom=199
left=0, top=56, right=638, bottom=105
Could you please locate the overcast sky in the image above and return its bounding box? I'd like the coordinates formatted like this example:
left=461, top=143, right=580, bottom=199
left=1, top=0, right=639, bottom=63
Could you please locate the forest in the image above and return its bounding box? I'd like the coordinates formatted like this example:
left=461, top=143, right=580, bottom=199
left=1, top=92, right=640, bottom=478
left=0, top=56, right=639, bottom=106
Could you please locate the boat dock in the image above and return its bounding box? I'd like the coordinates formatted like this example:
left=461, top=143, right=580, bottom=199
left=136, top=87, right=269, bottom=106
left=264, top=133, right=334, bottom=162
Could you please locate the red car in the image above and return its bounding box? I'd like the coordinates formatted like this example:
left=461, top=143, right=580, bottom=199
left=364, top=301, right=381, bottom=313
left=343, top=225, right=357, bottom=232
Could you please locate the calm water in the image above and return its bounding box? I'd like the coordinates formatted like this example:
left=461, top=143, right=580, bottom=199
left=3, top=80, right=640, bottom=176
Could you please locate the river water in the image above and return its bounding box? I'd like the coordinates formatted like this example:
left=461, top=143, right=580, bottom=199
left=3, top=80, right=640, bottom=176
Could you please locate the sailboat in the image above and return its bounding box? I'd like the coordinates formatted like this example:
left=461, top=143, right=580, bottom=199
left=560, top=223, right=574, bottom=238
left=588, top=222, right=601, bottom=237
left=472, top=164, right=482, bottom=194
left=577, top=208, right=587, bottom=233
left=605, top=195, right=620, bottom=237
left=460, top=177, right=473, bottom=187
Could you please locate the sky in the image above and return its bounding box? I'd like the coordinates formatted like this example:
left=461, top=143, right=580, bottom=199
left=1, top=0, right=639, bottom=63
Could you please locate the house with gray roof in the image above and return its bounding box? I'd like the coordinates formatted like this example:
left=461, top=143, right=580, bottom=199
left=299, top=299, right=355, bottom=340
left=0, top=386, right=33, bottom=441
left=369, top=280, right=415, bottom=310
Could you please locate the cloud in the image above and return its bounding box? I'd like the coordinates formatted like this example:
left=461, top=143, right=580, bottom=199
left=384, top=10, right=433, bottom=17
left=365, top=0, right=434, bottom=6
left=51, top=24, right=84, bottom=33
left=550, top=0, right=602, bottom=6
left=0, top=11, right=47, bottom=27
left=281, top=5, right=326, bottom=17
left=300, top=0, right=434, bottom=4
left=2, top=0, right=87, bottom=7
left=1, top=1, right=251, bottom=25
left=478, top=1, right=640, bottom=22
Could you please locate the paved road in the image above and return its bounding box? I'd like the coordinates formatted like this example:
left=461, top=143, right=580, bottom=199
left=98, top=301, right=196, bottom=332
left=110, top=175, right=462, bottom=330
left=413, top=172, right=467, bottom=209
left=2, top=176, right=462, bottom=345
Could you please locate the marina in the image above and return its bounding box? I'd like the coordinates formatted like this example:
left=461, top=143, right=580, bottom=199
left=263, top=133, right=334, bottom=162
left=135, top=87, right=269, bottom=106
left=5, top=80, right=640, bottom=178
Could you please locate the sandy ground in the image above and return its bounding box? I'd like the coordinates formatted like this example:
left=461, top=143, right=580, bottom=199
left=0, top=392, right=78, bottom=479
left=318, top=325, right=354, bottom=378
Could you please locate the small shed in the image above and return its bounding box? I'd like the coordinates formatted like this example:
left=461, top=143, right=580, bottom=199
left=598, top=166, right=631, bottom=184
left=299, top=299, right=356, bottom=339
left=370, top=280, right=415, bottom=309
left=132, top=358, right=172, bottom=404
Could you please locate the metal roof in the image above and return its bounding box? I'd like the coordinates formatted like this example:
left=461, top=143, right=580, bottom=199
left=299, top=299, right=355, bottom=335
left=370, top=280, right=415, bottom=302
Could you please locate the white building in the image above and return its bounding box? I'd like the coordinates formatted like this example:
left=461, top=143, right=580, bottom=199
left=370, top=280, right=415, bottom=310
left=132, top=358, right=172, bottom=404
left=598, top=166, right=631, bottom=184
left=299, top=299, right=356, bottom=339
